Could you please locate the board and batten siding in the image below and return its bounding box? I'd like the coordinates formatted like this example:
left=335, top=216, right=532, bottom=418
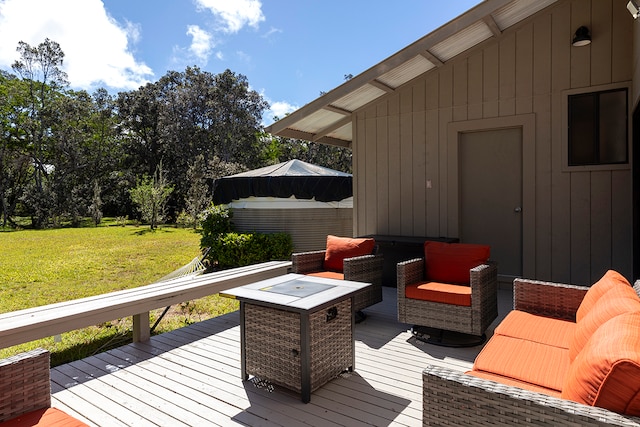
left=353, top=0, right=633, bottom=285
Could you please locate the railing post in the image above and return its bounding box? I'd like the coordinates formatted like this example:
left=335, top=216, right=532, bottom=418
left=133, top=312, right=151, bottom=342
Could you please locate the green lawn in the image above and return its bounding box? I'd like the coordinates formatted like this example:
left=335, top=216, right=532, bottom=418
left=0, top=224, right=238, bottom=365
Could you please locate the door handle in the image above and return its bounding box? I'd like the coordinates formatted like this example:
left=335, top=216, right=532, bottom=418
left=514, top=207, right=522, bottom=213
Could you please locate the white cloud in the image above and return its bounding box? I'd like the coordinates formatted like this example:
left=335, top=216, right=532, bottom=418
left=0, top=0, right=152, bottom=91
left=170, top=25, right=216, bottom=68
left=262, top=27, right=282, bottom=39
left=266, top=100, right=298, bottom=125
left=194, top=0, right=265, bottom=33
left=125, top=20, right=142, bottom=45
left=187, top=25, right=213, bottom=62
left=235, top=50, right=251, bottom=63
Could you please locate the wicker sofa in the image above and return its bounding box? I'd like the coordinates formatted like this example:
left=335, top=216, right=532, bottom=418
left=397, top=242, right=498, bottom=343
left=0, top=348, right=88, bottom=426
left=423, top=270, right=640, bottom=426
left=291, top=235, right=383, bottom=315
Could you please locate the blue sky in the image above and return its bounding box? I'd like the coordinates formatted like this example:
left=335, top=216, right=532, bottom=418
left=0, top=0, right=481, bottom=124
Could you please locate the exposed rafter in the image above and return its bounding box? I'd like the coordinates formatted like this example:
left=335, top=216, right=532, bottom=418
left=323, top=104, right=352, bottom=116
left=369, top=79, right=395, bottom=93
left=313, top=116, right=352, bottom=142
left=419, top=50, right=444, bottom=67
left=483, top=15, right=503, bottom=37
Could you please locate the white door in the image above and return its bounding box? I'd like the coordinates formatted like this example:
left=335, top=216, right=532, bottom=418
left=459, top=128, right=523, bottom=282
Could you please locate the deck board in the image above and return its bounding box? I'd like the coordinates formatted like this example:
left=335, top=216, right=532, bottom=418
left=51, top=286, right=512, bottom=426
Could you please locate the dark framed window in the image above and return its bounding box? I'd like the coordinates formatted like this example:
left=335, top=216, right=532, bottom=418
left=568, top=88, right=628, bottom=166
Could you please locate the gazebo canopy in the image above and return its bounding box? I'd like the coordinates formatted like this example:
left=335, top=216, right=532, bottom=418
left=212, top=159, right=352, bottom=205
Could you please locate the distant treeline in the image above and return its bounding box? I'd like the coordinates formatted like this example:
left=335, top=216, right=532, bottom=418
left=0, top=39, right=351, bottom=229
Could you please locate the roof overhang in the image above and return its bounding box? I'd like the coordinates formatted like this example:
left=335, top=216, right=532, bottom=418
left=266, top=0, right=559, bottom=148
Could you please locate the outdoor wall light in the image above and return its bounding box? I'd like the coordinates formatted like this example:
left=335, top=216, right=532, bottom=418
left=572, top=26, right=591, bottom=47
left=628, top=0, right=640, bottom=19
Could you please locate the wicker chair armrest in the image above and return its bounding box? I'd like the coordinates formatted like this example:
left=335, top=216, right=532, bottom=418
left=513, top=278, right=588, bottom=321
left=396, top=258, right=424, bottom=294
left=470, top=261, right=498, bottom=299
left=343, top=254, right=384, bottom=286
left=0, top=348, right=51, bottom=422
left=423, top=365, right=640, bottom=426
left=291, top=250, right=326, bottom=274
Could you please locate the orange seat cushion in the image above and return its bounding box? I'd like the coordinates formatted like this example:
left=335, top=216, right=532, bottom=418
left=465, top=370, right=562, bottom=398
left=569, top=284, right=640, bottom=361
left=1, top=408, right=88, bottom=427
left=323, top=235, right=375, bottom=273
left=472, top=334, right=570, bottom=392
left=307, top=271, right=344, bottom=281
left=494, top=310, right=575, bottom=349
left=576, top=270, right=632, bottom=322
left=562, top=311, right=640, bottom=415
left=405, top=281, right=472, bottom=306
left=423, top=242, right=490, bottom=285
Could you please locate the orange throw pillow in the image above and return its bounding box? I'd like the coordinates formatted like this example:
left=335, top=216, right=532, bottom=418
left=424, top=242, right=490, bottom=285
left=569, top=284, right=640, bottom=361
left=323, top=235, right=375, bottom=272
left=562, top=311, right=640, bottom=415
left=576, top=270, right=632, bottom=322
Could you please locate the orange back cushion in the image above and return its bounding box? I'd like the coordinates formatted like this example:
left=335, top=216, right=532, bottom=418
left=569, top=284, right=640, bottom=361
left=576, top=270, right=632, bottom=322
left=562, top=311, right=640, bottom=416
left=495, top=310, right=575, bottom=349
left=323, top=235, right=375, bottom=272
left=424, top=242, right=490, bottom=285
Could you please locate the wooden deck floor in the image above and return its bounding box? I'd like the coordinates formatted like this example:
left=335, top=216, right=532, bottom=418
left=51, top=286, right=513, bottom=426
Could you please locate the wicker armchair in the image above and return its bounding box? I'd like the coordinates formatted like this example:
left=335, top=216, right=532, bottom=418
left=397, top=256, right=498, bottom=342
left=291, top=249, right=383, bottom=313
left=422, top=278, right=640, bottom=426
left=0, top=348, right=88, bottom=426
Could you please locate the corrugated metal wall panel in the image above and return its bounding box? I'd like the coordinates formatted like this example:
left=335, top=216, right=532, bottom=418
left=231, top=208, right=353, bottom=252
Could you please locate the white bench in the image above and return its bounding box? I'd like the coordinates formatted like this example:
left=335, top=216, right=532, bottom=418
left=0, top=260, right=292, bottom=349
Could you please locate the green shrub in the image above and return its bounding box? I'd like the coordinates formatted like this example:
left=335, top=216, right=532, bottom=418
left=176, top=210, right=197, bottom=229
left=199, top=204, right=292, bottom=269
left=211, top=232, right=293, bottom=269
left=199, top=204, right=234, bottom=247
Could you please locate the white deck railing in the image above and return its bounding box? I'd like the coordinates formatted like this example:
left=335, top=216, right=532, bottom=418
left=0, top=260, right=291, bottom=349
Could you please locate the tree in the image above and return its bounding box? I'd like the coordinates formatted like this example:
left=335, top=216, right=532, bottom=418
left=117, top=67, right=269, bottom=217
left=1, top=41, right=126, bottom=228
left=209, top=69, right=268, bottom=168
left=47, top=90, right=96, bottom=226
left=88, top=179, right=103, bottom=226
left=129, top=163, right=174, bottom=230
left=0, top=72, right=31, bottom=227
left=184, top=154, right=209, bottom=229
left=116, top=81, right=163, bottom=179
left=11, top=38, right=69, bottom=227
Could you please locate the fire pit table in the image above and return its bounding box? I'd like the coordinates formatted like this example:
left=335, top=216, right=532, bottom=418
left=221, top=273, right=372, bottom=403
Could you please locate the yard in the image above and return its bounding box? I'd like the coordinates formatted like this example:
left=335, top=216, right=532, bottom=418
left=0, top=224, right=238, bottom=365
